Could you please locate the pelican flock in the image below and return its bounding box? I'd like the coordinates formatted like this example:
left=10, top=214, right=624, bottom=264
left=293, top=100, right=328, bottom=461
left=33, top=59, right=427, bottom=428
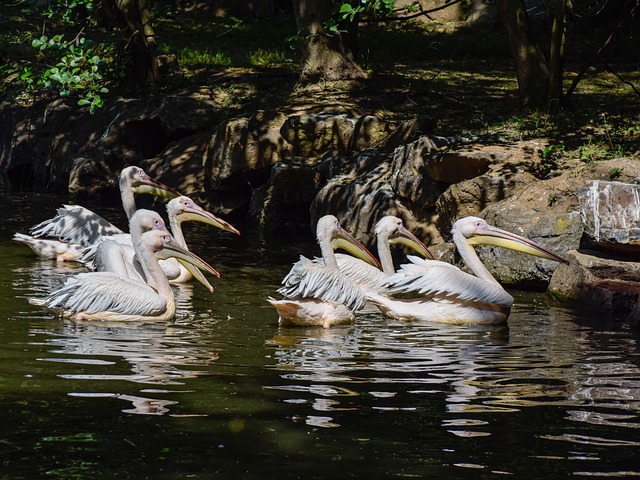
left=83, top=195, right=241, bottom=286
left=18, top=166, right=568, bottom=326
left=331, top=216, right=435, bottom=295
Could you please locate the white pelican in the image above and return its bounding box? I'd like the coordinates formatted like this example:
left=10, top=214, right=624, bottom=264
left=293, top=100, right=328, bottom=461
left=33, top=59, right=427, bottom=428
left=31, top=228, right=219, bottom=322
left=90, top=209, right=170, bottom=285
left=84, top=196, right=240, bottom=285
left=331, top=216, right=434, bottom=293
left=13, top=166, right=179, bottom=262
left=90, top=208, right=219, bottom=293
left=162, top=196, right=240, bottom=283
left=268, top=215, right=382, bottom=328
left=366, top=216, right=569, bottom=325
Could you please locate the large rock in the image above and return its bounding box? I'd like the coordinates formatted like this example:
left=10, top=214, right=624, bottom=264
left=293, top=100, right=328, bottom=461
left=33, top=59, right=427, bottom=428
left=280, top=113, right=356, bottom=162
left=549, top=250, right=640, bottom=326
left=310, top=135, right=449, bottom=247
left=141, top=132, right=210, bottom=204
left=204, top=111, right=414, bottom=222
left=436, top=171, right=536, bottom=238
left=478, top=204, right=582, bottom=286
left=579, top=180, right=640, bottom=253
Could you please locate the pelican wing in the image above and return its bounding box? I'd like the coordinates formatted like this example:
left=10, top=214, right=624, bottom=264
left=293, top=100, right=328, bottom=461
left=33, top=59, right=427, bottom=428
left=334, top=253, right=387, bottom=290
left=41, top=272, right=167, bottom=317
left=383, top=255, right=511, bottom=306
left=30, top=205, right=125, bottom=247
left=278, top=256, right=366, bottom=311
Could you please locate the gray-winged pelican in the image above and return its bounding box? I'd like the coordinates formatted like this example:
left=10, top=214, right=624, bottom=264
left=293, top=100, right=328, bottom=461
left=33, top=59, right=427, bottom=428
left=14, top=166, right=179, bottom=262
left=268, top=215, right=382, bottom=328
left=31, top=227, right=219, bottom=322
left=366, top=216, right=568, bottom=325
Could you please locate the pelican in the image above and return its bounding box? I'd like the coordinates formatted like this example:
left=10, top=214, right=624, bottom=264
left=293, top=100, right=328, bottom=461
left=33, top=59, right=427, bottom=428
left=90, top=208, right=220, bottom=293
left=84, top=196, right=240, bottom=284
left=268, top=215, right=381, bottom=328
left=13, top=166, right=179, bottom=262
left=160, top=196, right=240, bottom=283
left=31, top=226, right=220, bottom=322
left=330, top=216, right=434, bottom=293
left=366, top=216, right=569, bottom=325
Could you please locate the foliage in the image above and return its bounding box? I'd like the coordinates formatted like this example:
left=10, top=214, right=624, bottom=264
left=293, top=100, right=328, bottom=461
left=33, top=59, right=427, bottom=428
left=533, top=143, right=565, bottom=179
left=325, top=0, right=395, bottom=34
left=248, top=49, right=289, bottom=66
left=608, top=167, right=623, bottom=181
left=30, top=35, right=109, bottom=113
left=3, top=0, right=110, bottom=113
left=336, top=0, right=395, bottom=23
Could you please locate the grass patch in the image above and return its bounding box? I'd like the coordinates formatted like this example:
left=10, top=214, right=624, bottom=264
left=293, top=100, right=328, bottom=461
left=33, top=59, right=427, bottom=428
left=176, top=47, right=233, bottom=69
left=248, top=48, right=291, bottom=67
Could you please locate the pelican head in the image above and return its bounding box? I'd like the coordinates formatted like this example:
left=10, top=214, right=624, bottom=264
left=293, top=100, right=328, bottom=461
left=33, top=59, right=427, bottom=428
left=120, top=166, right=181, bottom=199
left=129, top=209, right=169, bottom=239
left=454, top=216, right=569, bottom=264
left=376, top=216, right=435, bottom=260
left=317, top=215, right=381, bottom=268
left=145, top=230, right=220, bottom=279
left=167, top=196, right=241, bottom=235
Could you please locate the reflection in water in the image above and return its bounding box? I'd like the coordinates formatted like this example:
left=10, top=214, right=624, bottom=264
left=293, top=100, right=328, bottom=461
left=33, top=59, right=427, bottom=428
left=15, top=250, right=220, bottom=415
left=265, top=306, right=640, bottom=474
left=32, top=315, right=218, bottom=415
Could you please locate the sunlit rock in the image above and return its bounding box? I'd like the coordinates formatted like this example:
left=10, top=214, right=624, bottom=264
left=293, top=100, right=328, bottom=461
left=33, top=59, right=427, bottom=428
left=425, top=151, right=493, bottom=183
left=141, top=132, right=210, bottom=203
left=204, top=111, right=290, bottom=182
left=579, top=180, right=640, bottom=253
left=280, top=113, right=356, bottom=162
left=310, top=135, right=448, bottom=247
left=440, top=203, right=580, bottom=287
left=436, top=171, right=536, bottom=237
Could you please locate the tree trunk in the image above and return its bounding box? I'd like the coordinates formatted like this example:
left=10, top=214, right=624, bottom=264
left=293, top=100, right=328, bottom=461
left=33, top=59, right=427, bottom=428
left=548, top=0, right=567, bottom=105
left=496, top=0, right=550, bottom=107
left=292, top=0, right=366, bottom=82
left=102, top=0, right=160, bottom=84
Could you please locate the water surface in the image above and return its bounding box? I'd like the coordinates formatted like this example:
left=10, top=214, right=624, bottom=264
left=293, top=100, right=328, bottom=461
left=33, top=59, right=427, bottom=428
left=1, top=191, right=639, bottom=479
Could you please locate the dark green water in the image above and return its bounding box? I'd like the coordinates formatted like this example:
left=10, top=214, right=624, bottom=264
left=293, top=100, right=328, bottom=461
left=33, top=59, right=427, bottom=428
left=1, top=191, right=640, bottom=479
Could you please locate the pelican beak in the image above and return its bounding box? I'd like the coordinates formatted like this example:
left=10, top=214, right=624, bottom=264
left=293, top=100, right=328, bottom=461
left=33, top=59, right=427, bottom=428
left=468, top=224, right=569, bottom=264
left=177, top=202, right=241, bottom=235
left=331, top=226, right=382, bottom=269
left=157, top=235, right=221, bottom=278
left=178, top=262, right=215, bottom=294
left=132, top=172, right=182, bottom=199
left=389, top=225, right=435, bottom=260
